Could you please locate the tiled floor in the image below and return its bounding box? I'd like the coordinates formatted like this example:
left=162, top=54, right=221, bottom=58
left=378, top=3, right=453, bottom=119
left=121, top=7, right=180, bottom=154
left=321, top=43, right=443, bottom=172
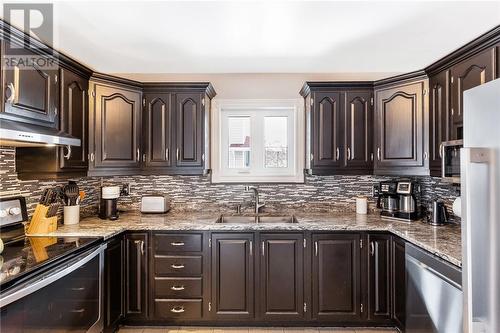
left=118, top=327, right=398, bottom=333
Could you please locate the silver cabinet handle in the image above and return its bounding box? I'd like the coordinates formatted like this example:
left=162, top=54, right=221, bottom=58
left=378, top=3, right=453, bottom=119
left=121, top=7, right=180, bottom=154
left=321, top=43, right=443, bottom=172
left=176, top=148, right=180, bottom=161
left=170, top=306, right=185, bottom=313
left=90, top=153, right=95, bottom=162
left=261, top=241, right=265, bottom=257
left=140, top=240, right=145, bottom=255
left=377, top=147, right=381, bottom=161
left=439, top=143, right=444, bottom=158
left=314, top=241, right=318, bottom=256
left=336, top=147, right=340, bottom=161
left=370, top=241, right=375, bottom=256
left=143, top=153, right=146, bottom=162
left=347, top=147, right=351, bottom=160
left=136, top=148, right=140, bottom=161
left=170, top=242, right=185, bottom=246
left=249, top=240, right=253, bottom=256
left=424, top=151, right=428, bottom=160
left=166, top=148, right=169, bottom=161
left=70, top=287, right=85, bottom=291
left=171, top=285, right=185, bottom=291
left=6, top=83, right=16, bottom=104
left=63, top=145, right=72, bottom=160
left=69, top=308, right=85, bottom=313
left=370, top=153, right=374, bottom=161
left=171, top=264, right=185, bottom=269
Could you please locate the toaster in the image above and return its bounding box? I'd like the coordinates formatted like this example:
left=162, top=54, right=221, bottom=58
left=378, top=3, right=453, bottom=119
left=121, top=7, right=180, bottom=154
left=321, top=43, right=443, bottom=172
left=140, top=195, right=170, bottom=213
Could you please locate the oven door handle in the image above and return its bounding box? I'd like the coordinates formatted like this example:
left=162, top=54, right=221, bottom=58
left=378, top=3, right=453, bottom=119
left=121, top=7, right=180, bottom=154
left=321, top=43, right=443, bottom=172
left=0, top=244, right=106, bottom=308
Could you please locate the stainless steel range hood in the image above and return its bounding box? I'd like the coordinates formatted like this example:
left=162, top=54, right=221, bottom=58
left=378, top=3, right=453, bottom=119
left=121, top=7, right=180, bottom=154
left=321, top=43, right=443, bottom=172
left=0, top=119, right=81, bottom=147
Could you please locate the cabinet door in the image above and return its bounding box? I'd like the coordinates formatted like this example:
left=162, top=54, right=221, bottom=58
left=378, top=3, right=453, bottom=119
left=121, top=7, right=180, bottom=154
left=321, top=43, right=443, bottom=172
left=374, top=81, right=426, bottom=170
left=105, top=237, right=124, bottom=331
left=312, top=91, right=343, bottom=169
left=143, top=93, right=172, bottom=168
left=125, top=233, right=148, bottom=320
left=2, top=48, right=58, bottom=127
left=175, top=93, right=203, bottom=167
left=92, top=83, right=141, bottom=169
left=345, top=91, right=373, bottom=170
left=259, top=233, right=305, bottom=321
left=367, top=234, right=392, bottom=323
left=59, top=68, right=88, bottom=170
left=312, top=233, right=361, bottom=322
left=429, top=70, right=450, bottom=176
left=211, top=233, right=254, bottom=320
left=450, top=47, right=496, bottom=139
left=392, top=237, right=406, bottom=330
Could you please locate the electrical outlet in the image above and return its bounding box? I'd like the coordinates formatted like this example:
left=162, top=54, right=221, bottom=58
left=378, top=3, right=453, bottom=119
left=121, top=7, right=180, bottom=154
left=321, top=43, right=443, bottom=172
left=121, top=183, right=131, bottom=196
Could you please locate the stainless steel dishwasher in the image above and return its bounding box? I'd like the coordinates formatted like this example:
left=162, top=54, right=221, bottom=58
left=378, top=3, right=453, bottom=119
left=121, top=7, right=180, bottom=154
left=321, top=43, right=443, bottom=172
left=405, top=243, right=463, bottom=333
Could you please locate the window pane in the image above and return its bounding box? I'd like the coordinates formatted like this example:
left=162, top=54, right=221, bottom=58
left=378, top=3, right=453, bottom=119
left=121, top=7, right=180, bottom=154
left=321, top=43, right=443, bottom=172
left=228, top=116, right=251, bottom=168
left=264, top=116, right=288, bottom=168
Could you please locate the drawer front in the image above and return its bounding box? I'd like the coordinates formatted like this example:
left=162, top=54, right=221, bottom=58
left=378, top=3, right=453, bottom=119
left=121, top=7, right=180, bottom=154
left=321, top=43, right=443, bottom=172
left=155, top=299, right=202, bottom=320
left=155, top=234, right=203, bottom=253
left=155, top=255, right=202, bottom=276
left=154, top=277, right=202, bottom=298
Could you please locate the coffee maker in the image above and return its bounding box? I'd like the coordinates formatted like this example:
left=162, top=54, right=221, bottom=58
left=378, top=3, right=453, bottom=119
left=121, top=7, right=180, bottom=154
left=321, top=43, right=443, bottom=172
left=375, top=179, right=422, bottom=221
left=99, top=186, right=120, bottom=220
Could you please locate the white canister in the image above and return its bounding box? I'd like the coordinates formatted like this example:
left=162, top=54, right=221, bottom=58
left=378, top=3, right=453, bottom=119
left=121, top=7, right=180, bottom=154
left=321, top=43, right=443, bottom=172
left=356, top=197, right=368, bottom=215
left=63, top=205, right=80, bottom=225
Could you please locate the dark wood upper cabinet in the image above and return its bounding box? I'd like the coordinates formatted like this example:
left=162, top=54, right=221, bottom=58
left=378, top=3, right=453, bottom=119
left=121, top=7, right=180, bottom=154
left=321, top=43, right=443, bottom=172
left=2, top=47, right=58, bottom=127
left=259, top=233, right=305, bottom=321
left=58, top=68, right=88, bottom=170
left=366, top=234, right=392, bottom=323
left=301, top=83, right=374, bottom=175
left=312, top=91, right=343, bottom=169
left=124, top=233, right=148, bottom=321
left=311, top=233, right=362, bottom=322
left=429, top=70, right=450, bottom=176
left=450, top=47, right=497, bottom=140
left=143, top=93, right=172, bottom=169
left=211, top=233, right=255, bottom=321
left=373, top=75, right=429, bottom=175
left=15, top=67, right=89, bottom=180
left=175, top=92, right=204, bottom=168
left=344, top=91, right=373, bottom=170
left=105, top=236, right=124, bottom=332
left=89, top=79, right=142, bottom=174
left=392, top=237, right=406, bottom=330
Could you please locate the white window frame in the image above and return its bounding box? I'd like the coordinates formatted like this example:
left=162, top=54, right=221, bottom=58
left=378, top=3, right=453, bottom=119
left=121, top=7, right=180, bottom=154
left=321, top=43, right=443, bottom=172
left=211, top=99, right=304, bottom=183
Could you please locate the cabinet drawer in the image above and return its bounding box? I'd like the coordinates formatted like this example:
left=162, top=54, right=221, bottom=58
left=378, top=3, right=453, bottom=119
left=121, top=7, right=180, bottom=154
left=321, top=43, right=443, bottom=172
left=154, top=234, right=203, bottom=253
left=154, top=277, right=202, bottom=298
left=154, top=299, right=202, bottom=320
left=155, top=255, right=202, bottom=276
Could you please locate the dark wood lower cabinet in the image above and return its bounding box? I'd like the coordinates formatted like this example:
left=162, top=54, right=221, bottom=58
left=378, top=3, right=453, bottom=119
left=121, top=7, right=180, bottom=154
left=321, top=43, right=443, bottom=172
left=259, top=233, right=305, bottom=321
left=211, top=233, right=255, bottom=321
left=392, top=237, right=406, bottom=330
left=104, top=237, right=124, bottom=332
left=367, top=234, right=392, bottom=323
left=311, top=233, right=362, bottom=322
left=124, top=233, right=148, bottom=321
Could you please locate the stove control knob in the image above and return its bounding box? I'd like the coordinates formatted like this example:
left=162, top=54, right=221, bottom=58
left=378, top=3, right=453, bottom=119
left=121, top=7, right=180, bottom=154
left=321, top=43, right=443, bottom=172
left=9, top=207, right=21, bottom=216
left=0, top=209, right=7, bottom=218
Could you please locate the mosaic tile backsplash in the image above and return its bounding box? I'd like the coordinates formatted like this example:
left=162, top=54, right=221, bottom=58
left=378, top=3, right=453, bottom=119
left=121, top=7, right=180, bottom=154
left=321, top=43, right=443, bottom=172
left=0, top=147, right=460, bottom=221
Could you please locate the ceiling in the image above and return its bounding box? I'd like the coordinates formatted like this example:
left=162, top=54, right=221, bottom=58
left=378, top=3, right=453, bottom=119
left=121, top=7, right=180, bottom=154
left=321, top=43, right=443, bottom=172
left=3, top=1, right=500, bottom=77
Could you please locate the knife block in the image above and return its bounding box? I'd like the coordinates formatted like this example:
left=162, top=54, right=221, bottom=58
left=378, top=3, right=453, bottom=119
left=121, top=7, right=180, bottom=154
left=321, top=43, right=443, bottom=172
left=26, top=204, right=58, bottom=234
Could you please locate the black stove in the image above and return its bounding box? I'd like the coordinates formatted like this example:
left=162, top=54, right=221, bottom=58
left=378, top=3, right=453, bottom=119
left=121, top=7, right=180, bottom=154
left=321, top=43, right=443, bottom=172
left=0, top=236, right=101, bottom=290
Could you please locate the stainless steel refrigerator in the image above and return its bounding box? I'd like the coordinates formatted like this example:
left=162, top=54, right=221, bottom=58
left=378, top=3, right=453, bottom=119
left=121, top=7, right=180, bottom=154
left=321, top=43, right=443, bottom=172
left=462, top=78, right=500, bottom=333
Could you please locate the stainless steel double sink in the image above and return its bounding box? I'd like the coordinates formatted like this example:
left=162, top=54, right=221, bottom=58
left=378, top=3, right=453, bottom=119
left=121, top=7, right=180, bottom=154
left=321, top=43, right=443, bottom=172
left=216, top=214, right=298, bottom=224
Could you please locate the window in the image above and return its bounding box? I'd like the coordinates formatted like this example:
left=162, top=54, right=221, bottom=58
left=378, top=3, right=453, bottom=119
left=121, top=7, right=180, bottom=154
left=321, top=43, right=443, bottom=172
left=212, top=99, right=304, bottom=183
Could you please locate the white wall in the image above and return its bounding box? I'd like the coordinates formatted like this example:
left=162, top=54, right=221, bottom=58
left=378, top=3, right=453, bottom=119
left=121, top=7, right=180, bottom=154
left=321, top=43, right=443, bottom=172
left=116, top=73, right=399, bottom=99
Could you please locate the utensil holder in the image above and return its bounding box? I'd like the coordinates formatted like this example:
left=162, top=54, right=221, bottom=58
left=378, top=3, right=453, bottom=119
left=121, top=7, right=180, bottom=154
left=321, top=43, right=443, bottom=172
left=63, top=205, right=80, bottom=225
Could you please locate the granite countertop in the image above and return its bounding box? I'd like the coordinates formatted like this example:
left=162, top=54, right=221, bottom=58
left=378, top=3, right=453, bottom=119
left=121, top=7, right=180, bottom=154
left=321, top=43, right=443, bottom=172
left=31, top=211, right=462, bottom=267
